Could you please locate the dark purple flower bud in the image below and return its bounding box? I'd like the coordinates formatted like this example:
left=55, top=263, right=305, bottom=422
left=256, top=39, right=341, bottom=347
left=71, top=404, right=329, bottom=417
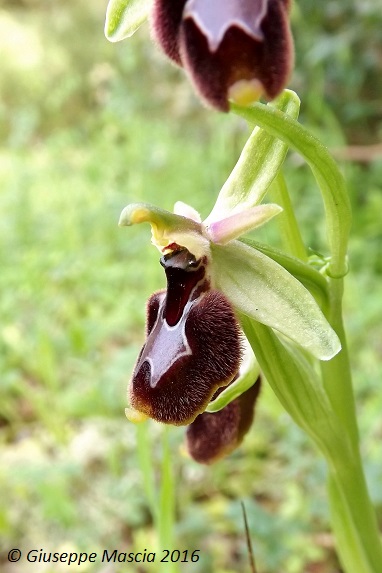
left=186, top=377, right=261, bottom=464
left=129, top=248, right=242, bottom=425
left=151, top=0, right=293, bottom=111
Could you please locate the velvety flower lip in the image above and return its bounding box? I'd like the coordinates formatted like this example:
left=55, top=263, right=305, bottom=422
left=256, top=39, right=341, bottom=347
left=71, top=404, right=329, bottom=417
left=129, top=248, right=243, bottom=425
left=151, top=0, right=294, bottom=110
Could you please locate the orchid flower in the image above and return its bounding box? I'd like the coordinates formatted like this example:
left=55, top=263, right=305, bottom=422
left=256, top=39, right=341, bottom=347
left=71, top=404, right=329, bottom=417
left=119, top=91, right=341, bottom=463
left=105, top=0, right=294, bottom=110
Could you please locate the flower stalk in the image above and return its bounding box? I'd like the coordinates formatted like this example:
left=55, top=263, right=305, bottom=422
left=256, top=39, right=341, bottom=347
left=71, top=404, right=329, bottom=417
left=231, top=95, right=382, bottom=573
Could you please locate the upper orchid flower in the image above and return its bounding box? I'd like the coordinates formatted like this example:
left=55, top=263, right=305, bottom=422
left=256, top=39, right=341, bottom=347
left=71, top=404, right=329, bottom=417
left=105, top=0, right=294, bottom=110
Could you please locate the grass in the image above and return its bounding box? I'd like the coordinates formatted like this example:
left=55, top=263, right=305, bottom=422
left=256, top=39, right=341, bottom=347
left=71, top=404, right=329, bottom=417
left=0, top=1, right=382, bottom=572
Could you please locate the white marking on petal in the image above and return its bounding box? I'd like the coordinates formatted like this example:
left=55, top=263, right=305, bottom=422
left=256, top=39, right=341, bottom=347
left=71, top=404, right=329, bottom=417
left=183, top=0, right=268, bottom=52
left=135, top=277, right=209, bottom=388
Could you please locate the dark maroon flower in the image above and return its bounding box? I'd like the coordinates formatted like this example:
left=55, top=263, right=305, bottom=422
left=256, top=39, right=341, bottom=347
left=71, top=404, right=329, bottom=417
left=151, top=0, right=294, bottom=111
left=186, top=377, right=261, bottom=464
left=129, top=248, right=243, bottom=425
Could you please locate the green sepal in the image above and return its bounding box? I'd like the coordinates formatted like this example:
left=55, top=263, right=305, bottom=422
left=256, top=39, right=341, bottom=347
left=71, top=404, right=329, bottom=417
left=211, top=240, right=341, bottom=361
left=105, top=0, right=152, bottom=42
left=205, top=90, right=300, bottom=224
left=119, top=202, right=199, bottom=232
left=240, top=238, right=330, bottom=311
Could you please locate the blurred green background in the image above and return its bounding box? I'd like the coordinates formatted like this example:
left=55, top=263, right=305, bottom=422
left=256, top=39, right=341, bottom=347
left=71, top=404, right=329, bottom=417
left=0, top=1, right=381, bottom=572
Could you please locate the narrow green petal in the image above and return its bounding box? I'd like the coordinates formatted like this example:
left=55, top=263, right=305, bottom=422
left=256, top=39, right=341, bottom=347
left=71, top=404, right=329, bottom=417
left=105, top=0, right=152, bottom=42
left=206, top=346, right=260, bottom=413
left=205, top=90, right=300, bottom=224
left=211, top=241, right=341, bottom=361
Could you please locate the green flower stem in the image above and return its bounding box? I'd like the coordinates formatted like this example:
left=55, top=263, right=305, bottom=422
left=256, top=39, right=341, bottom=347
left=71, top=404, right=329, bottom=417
left=230, top=95, right=351, bottom=279
left=269, top=171, right=308, bottom=261
left=136, top=422, right=157, bottom=519
left=159, top=427, right=176, bottom=549
left=209, top=90, right=300, bottom=222
left=320, top=277, right=358, bottom=447
left=327, top=459, right=382, bottom=573
left=321, top=277, right=382, bottom=570
left=137, top=423, right=177, bottom=571
left=231, top=94, right=382, bottom=570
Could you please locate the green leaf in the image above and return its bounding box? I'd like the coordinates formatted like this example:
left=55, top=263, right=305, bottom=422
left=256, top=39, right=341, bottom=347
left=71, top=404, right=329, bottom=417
left=205, top=90, right=300, bottom=224
left=211, top=240, right=341, bottom=360
left=105, top=0, right=152, bottom=42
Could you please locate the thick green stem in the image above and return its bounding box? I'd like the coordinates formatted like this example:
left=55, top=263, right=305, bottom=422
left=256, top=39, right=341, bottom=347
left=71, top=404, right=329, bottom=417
left=320, top=278, right=382, bottom=572
left=327, top=455, right=382, bottom=573
left=320, top=278, right=359, bottom=447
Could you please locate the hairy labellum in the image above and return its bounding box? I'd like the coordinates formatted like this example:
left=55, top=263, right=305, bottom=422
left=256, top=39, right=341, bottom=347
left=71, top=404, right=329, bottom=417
left=129, top=248, right=242, bottom=425
left=186, top=376, right=261, bottom=464
left=151, top=0, right=293, bottom=110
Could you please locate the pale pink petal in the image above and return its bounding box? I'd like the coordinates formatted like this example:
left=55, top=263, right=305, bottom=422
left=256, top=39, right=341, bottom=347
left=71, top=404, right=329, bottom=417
left=205, top=203, right=282, bottom=244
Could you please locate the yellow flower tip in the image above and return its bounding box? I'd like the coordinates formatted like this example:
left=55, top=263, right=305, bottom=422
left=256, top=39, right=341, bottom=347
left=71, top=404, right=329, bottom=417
left=119, top=205, right=154, bottom=227
left=228, top=79, right=264, bottom=107
left=125, top=407, right=149, bottom=423
left=130, top=207, right=152, bottom=224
